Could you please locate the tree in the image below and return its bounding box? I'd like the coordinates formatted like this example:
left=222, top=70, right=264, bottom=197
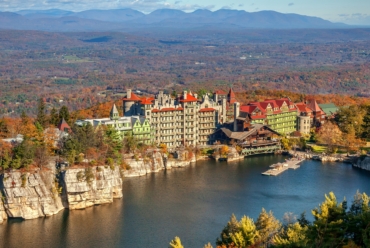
left=347, top=191, right=370, bottom=246
left=230, top=216, right=259, bottom=247
left=273, top=222, right=308, bottom=247
left=220, top=145, right=229, bottom=157
left=169, top=236, right=184, bottom=248
left=317, top=121, right=343, bottom=153
left=335, top=105, right=366, bottom=138
left=36, top=98, right=47, bottom=128
left=362, top=105, right=370, bottom=141
left=297, top=212, right=310, bottom=227
left=216, top=214, right=240, bottom=246
left=34, top=145, right=50, bottom=169
left=49, top=107, right=59, bottom=127
left=59, top=105, right=70, bottom=123
left=308, top=192, right=347, bottom=247
left=255, top=208, right=281, bottom=246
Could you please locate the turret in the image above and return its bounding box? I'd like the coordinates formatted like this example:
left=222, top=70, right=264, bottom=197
left=110, top=104, right=119, bottom=120
left=233, top=102, right=240, bottom=131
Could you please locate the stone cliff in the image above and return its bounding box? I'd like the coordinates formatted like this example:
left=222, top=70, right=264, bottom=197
left=0, top=198, right=7, bottom=224
left=61, top=166, right=123, bottom=210
left=352, top=156, right=370, bottom=171
left=123, top=151, right=165, bottom=177
left=0, top=170, right=64, bottom=220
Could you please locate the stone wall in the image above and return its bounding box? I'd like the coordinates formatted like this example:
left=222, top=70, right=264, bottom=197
left=61, top=166, right=123, bottom=210
left=352, top=156, right=370, bottom=171
left=0, top=171, right=64, bottom=220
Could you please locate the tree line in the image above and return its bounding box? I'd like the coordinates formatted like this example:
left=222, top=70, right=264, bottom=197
left=169, top=191, right=370, bottom=248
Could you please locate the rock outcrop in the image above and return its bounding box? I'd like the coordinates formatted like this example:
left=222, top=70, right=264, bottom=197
left=352, top=156, right=370, bottom=171
left=0, top=199, right=7, bottom=224
left=61, top=166, right=123, bottom=210
left=123, top=152, right=165, bottom=177
left=0, top=171, right=64, bottom=220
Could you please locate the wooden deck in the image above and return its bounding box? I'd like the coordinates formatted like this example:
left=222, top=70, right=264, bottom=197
left=261, top=158, right=305, bottom=176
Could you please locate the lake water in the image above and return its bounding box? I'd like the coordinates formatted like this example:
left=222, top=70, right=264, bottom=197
left=1, top=155, right=370, bottom=248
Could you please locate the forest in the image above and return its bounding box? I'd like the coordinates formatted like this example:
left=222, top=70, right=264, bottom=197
left=0, top=29, right=370, bottom=116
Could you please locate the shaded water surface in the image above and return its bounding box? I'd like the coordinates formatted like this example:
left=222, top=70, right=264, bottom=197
left=1, top=155, right=370, bottom=247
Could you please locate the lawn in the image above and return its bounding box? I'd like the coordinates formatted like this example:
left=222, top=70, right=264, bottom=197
left=311, top=145, right=327, bottom=153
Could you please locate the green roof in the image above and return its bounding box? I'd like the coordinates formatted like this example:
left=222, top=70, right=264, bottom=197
left=318, top=103, right=338, bottom=115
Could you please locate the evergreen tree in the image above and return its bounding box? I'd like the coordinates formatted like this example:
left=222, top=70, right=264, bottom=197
left=59, top=105, right=70, bottom=123
left=273, top=222, right=308, bottom=247
left=308, top=192, right=347, bottom=247
left=36, top=98, right=47, bottom=128
left=362, top=105, right=370, bottom=141
left=169, top=236, right=184, bottom=248
left=230, top=215, right=259, bottom=247
left=297, top=211, right=310, bottom=227
left=255, top=208, right=281, bottom=246
left=49, top=107, right=59, bottom=127
left=347, top=191, right=370, bottom=246
left=216, top=214, right=240, bottom=246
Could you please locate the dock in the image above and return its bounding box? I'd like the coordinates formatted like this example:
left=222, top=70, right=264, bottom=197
left=261, top=158, right=305, bottom=176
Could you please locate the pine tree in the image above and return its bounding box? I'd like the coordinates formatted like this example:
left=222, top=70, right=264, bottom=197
left=273, top=222, right=308, bottom=247
left=362, top=105, right=370, bottom=141
left=59, top=105, right=70, bottom=123
left=169, top=236, right=184, bottom=248
left=216, top=213, right=240, bottom=246
left=308, top=192, right=347, bottom=247
left=49, top=107, right=59, bottom=127
left=36, top=98, right=47, bottom=128
left=255, top=208, right=281, bottom=246
left=230, top=215, right=259, bottom=247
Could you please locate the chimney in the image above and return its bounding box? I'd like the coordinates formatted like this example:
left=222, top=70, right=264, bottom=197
left=183, top=90, right=187, bottom=100
left=194, top=93, right=198, bottom=99
left=127, top=89, right=132, bottom=99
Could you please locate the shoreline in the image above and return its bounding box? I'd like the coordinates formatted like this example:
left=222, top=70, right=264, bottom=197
left=1, top=149, right=369, bottom=224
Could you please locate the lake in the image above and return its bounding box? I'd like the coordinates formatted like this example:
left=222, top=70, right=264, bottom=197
left=1, top=155, right=370, bottom=248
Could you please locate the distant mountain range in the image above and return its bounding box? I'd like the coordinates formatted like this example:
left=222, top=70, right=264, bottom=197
left=0, top=8, right=348, bottom=32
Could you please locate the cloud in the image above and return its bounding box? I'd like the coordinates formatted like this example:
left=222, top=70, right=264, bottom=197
left=221, top=5, right=231, bottom=9
left=336, top=12, right=370, bottom=25
left=288, top=3, right=294, bottom=6
left=0, top=0, right=214, bottom=12
left=238, top=4, right=244, bottom=7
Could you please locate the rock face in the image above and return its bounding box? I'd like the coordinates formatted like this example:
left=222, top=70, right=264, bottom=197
left=0, top=171, right=64, bottom=220
left=62, top=166, right=123, bottom=210
left=0, top=199, right=7, bottom=224
left=352, top=156, right=370, bottom=171
left=124, top=152, right=165, bottom=177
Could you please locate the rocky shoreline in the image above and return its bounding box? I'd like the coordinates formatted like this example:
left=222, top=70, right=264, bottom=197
left=0, top=151, right=197, bottom=223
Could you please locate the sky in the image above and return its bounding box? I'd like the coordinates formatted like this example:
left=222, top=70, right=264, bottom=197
left=1, top=0, right=370, bottom=25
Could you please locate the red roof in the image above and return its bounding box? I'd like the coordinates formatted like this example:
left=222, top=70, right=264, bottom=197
left=179, top=93, right=198, bottom=102
left=250, top=115, right=266, bottom=120
left=306, top=99, right=322, bottom=113
left=122, top=92, right=141, bottom=101
left=228, top=88, right=236, bottom=98
left=214, top=90, right=227, bottom=95
left=295, top=102, right=312, bottom=113
left=151, top=109, right=160, bottom=113
left=140, top=97, right=154, bottom=105
left=199, top=108, right=215, bottom=112
left=240, top=98, right=297, bottom=115
left=160, top=108, right=176, bottom=112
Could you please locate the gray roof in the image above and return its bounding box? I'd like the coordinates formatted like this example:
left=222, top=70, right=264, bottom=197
left=219, top=124, right=279, bottom=141
left=110, top=104, right=119, bottom=116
